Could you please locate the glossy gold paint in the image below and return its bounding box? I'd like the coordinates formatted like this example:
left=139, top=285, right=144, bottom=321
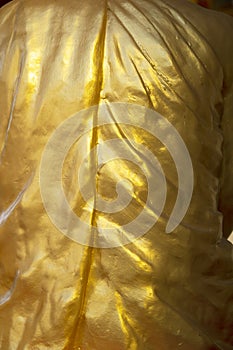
left=0, top=0, right=233, bottom=349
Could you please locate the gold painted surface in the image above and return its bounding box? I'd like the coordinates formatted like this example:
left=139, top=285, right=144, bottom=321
left=0, top=0, right=233, bottom=349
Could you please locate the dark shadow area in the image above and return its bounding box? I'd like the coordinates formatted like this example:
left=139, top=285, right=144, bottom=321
left=0, top=0, right=12, bottom=8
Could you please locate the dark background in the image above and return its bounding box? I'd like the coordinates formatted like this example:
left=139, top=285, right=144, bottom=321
left=0, top=0, right=11, bottom=8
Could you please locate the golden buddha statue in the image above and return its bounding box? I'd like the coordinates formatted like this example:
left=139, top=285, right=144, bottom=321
left=0, top=0, right=232, bottom=349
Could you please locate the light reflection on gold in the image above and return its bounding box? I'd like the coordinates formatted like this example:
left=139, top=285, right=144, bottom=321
left=0, top=0, right=232, bottom=349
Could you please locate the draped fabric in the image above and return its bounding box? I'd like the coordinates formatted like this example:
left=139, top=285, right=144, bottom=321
left=0, top=0, right=233, bottom=349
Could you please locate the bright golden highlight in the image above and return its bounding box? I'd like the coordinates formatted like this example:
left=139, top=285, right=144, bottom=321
left=0, top=0, right=232, bottom=349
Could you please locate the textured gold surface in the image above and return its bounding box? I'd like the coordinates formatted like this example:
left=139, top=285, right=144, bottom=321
left=0, top=0, right=233, bottom=349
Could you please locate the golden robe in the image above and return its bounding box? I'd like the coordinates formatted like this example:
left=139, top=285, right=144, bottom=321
left=0, top=0, right=233, bottom=349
